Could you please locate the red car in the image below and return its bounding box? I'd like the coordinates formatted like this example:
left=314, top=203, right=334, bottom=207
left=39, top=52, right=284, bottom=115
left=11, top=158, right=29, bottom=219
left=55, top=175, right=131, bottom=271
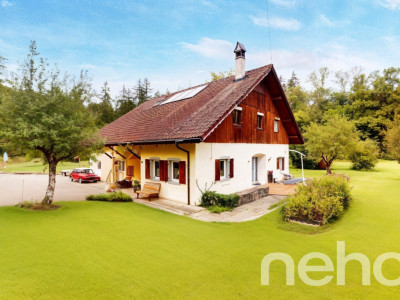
left=70, top=168, right=100, bottom=183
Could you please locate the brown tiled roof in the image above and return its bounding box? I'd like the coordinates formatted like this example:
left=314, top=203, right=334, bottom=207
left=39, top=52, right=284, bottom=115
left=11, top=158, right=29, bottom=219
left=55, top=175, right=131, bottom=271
left=100, top=65, right=299, bottom=145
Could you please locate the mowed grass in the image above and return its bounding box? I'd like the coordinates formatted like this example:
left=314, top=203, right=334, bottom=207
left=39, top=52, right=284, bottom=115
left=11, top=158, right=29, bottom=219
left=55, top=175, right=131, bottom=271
left=1, top=160, right=400, bottom=299
left=0, top=158, right=89, bottom=173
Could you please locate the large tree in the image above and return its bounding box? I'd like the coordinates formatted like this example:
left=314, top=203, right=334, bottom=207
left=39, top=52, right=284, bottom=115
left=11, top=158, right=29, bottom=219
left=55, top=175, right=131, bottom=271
left=116, top=85, right=136, bottom=118
left=87, top=81, right=116, bottom=127
left=0, top=55, right=6, bottom=83
left=135, top=78, right=152, bottom=105
left=348, top=68, right=400, bottom=152
left=303, top=115, right=359, bottom=174
left=386, top=117, right=400, bottom=163
left=0, top=41, right=102, bottom=205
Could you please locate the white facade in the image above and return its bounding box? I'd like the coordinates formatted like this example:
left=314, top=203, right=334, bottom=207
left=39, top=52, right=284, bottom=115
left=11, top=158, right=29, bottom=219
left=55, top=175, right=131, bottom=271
left=96, top=142, right=289, bottom=206
left=192, top=143, right=289, bottom=205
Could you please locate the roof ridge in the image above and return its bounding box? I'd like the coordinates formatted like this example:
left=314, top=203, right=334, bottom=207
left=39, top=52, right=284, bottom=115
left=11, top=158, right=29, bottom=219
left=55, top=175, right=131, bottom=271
left=145, top=64, right=273, bottom=105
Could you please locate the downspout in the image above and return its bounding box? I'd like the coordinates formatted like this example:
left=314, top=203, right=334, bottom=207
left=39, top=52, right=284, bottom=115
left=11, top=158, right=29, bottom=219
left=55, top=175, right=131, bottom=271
left=175, top=141, right=190, bottom=205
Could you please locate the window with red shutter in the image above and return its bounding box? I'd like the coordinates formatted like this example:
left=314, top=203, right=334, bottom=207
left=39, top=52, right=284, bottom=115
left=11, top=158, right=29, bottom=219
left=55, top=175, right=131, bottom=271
left=159, top=160, right=168, bottom=182
left=277, top=157, right=285, bottom=171
left=145, top=159, right=150, bottom=179
left=215, top=159, right=221, bottom=181
left=127, top=166, right=134, bottom=177
left=229, top=159, right=234, bottom=178
left=179, top=161, right=186, bottom=184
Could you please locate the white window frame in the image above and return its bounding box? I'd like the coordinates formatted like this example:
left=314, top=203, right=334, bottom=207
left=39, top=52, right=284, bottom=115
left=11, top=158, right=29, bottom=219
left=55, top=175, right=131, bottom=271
left=257, top=112, right=264, bottom=130
left=274, top=119, right=280, bottom=133
left=220, top=159, right=230, bottom=180
left=150, top=159, right=160, bottom=180
left=118, top=160, right=125, bottom=172
left=278, top=157, right=284, bottom=171
left=168, top=160, right=180, bottom=183
left=233, top=107, right=242, bottom=126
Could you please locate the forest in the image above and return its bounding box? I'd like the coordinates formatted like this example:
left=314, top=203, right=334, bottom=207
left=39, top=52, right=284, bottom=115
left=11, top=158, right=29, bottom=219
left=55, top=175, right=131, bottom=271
left=1, top=43, right=400, bottom=173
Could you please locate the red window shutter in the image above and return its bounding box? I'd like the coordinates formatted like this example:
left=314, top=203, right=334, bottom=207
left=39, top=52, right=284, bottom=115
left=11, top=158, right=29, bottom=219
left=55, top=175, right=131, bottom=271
left=160, top=160, right=168, bottom=182
left=145, top=159, right=150, bottom=179
left=127, top=166, right=134, bottom=177
left=179, top=161, right=186, bottom=184
left=229, top=159, right=234, bottom=178
left=282, top=157, right=285, bottom=171
left=277, top=158, right=279, bottom=170
left=215, top=159, right=220, bottom=181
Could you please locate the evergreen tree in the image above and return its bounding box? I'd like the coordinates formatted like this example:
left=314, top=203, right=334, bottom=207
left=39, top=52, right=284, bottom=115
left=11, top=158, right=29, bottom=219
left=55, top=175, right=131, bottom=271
left=116, top=85, right=136, bottom=118
left=287, top=71, right=299, bottom=89
left=87, top=81, right=116, bottom=127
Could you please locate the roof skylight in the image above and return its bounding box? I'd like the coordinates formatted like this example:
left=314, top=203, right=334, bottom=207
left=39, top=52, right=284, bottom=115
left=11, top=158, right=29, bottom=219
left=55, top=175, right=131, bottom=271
left=161, top=84, right=208, bottom=105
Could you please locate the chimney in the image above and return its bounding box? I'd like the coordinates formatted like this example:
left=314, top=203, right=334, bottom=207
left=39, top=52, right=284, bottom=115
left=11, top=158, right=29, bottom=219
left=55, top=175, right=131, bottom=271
left=234, top=42, right=246, bottom=81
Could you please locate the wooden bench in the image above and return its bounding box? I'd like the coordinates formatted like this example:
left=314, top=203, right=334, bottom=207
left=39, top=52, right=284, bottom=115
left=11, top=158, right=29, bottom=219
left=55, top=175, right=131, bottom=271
left=136, top=182, right=161, bottom=201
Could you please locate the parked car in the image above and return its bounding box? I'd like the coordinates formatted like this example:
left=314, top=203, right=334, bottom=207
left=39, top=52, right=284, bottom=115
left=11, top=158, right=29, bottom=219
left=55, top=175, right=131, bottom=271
left=61, top=169, right=71, bottom=176
left=70, top=168, right=100, bottom=183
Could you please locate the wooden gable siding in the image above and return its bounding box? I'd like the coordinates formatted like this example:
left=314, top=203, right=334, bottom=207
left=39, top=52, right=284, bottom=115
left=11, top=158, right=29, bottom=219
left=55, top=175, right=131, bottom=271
left=204, top=81, right=289, bottom=144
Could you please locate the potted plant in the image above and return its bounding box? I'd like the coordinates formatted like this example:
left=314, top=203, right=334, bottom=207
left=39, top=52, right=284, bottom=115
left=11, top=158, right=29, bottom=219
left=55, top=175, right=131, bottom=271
left=133, top=179, right=141, bottom=192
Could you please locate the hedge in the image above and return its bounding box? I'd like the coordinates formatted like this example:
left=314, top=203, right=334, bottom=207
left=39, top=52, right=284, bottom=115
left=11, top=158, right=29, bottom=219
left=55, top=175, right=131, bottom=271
left=282, top=174, right=351, bottom=225
left=199, top=191, right=239, bottom=208
left=86, top=192, right=133, bottom=202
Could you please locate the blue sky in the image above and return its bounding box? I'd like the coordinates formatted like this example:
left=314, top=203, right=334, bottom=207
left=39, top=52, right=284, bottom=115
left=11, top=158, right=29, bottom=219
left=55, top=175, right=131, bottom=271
left=1, top=0, right=399, bottom=95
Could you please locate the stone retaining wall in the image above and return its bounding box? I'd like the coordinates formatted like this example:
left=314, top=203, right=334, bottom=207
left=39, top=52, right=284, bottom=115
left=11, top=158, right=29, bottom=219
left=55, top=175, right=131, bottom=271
left=237, top=185, right=269, bottom=205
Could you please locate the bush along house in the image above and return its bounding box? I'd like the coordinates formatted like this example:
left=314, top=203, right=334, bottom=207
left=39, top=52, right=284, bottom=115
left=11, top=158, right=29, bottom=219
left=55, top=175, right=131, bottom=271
left=97, top=42, right=303, bottom=205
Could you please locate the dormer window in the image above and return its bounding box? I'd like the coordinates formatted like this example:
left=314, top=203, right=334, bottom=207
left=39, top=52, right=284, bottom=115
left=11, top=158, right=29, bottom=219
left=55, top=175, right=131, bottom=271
left=233, top=107, right=242, bottom=126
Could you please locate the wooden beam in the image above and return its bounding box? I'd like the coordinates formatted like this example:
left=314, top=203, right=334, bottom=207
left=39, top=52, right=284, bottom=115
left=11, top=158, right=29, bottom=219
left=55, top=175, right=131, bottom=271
left=288, top=136, right=299, bottom=139
left=108, top=146, right=126, bottom=159
left=125, top=146, right=140, bottom=159
left=272, top=96, right=282, bottom=101
left=104, top=152, right=112, bottom=159
left=282, top=119, right=291, bottom=123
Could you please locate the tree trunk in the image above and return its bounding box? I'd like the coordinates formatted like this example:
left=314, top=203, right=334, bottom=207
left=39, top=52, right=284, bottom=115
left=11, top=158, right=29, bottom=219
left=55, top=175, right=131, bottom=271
left=42, top=160, right=57, bottom=205
left=326, top=161, right=332, bottom=175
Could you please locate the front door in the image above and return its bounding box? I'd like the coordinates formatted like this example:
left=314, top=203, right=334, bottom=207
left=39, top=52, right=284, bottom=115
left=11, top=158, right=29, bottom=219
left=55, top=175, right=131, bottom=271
left=252, top=157, right=258, bottom=182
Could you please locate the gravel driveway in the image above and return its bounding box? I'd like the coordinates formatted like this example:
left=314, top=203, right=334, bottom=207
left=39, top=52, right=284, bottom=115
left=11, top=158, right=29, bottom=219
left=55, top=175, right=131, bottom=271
left=0, top=173, right=106, bottom=206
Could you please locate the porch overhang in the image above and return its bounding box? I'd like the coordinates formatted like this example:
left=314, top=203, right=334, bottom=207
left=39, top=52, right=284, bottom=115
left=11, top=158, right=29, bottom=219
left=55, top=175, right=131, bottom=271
left=104, top=137, right=203, bottom=147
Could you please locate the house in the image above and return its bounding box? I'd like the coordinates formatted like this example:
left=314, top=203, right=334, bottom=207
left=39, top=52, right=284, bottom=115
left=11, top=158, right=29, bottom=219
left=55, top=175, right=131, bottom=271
left=95, top=42, right=303, bottom=205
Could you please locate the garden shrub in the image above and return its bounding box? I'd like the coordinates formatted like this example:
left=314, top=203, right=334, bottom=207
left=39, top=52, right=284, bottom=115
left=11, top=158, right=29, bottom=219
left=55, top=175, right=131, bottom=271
left=282, top=174, right=351, bottom=225
left=350, top=139, right=379, bottom=170
left=86, top=192, right=132, bottom=202
left=200, top=191, right=239, bottom=209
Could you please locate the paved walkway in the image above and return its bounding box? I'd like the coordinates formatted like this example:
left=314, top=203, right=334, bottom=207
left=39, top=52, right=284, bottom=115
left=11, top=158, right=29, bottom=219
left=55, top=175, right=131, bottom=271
left=190, top=195, right=287, bottom=222
left=0, top=173, right=106, bottom=206
left=123, top=187, right=287, bottom=222
left=0, top=173, right=289, bottom=222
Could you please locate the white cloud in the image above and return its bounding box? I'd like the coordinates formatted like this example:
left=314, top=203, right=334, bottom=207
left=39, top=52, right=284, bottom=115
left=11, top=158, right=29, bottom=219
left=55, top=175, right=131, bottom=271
left=378, top=0, right=400, bottom=10
left=180, top=37, right=233, bottom=59
left=269, top=0, right=296, bottom=8
left=200, top=0, right=217, bottom=10
left=251, top=16, right=301, bottom=31
left=0, top=0, right=13, bottom=7
left=246, top=43, right=387, bottom=89
left=319, top=14, right=335, bottom=27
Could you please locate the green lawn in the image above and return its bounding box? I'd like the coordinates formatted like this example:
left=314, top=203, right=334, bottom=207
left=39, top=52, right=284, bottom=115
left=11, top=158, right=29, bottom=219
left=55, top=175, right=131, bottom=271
left=0, top=160, right=400, bottom=299
left=0, top=158, right=89, bottom=173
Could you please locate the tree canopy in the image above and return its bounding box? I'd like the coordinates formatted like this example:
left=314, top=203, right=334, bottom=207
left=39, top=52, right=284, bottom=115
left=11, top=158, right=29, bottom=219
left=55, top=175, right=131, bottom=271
left=282, top=66, right=400, bottom=164
left=303, top=116, right=359, bottom=174
left=0, top=41, right=103, bottom=205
